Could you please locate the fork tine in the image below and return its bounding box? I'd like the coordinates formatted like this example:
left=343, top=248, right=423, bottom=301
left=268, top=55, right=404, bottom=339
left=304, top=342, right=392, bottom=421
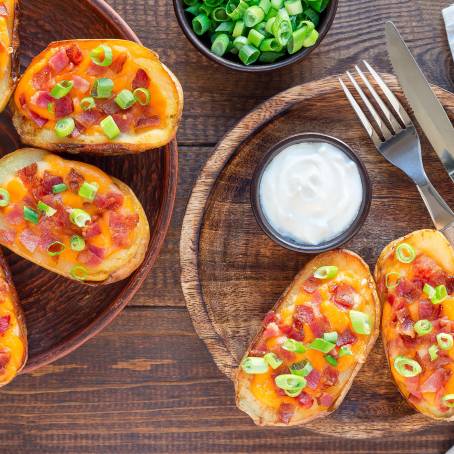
left=363, top=60, right=412, bottom=126
left=346, top=71, right=393, bottom=140
left=354, top=64, right=402, bottom=134
left=339, top=77, right=382, bottom=147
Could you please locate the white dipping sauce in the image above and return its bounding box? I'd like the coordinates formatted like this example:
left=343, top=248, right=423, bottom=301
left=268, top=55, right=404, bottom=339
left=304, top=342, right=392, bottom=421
left=259, top=141, right=363, bottom=246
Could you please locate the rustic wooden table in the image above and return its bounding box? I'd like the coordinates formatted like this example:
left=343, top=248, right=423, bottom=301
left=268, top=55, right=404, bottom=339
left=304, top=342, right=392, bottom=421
left=2, top=0, right=454, bottom=452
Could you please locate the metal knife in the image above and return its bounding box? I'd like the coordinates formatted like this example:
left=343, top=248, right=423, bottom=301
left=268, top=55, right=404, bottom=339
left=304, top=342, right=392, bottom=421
left=385, top=21, right=454, bottom=182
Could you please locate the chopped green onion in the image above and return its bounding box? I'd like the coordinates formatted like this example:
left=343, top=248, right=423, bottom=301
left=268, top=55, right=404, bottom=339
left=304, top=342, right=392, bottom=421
left=265, top=17, right=276, bottom=34
left=437, top=333, right=454, bottom=351
left=133, top=88, right=151, bottom=106
left=442, top=394, right=454, bottom=408
left=433, top=285, right=448, bottom=305
left=239, top=44, right=260, bottom=65
left=396, top=243, right=416, bottom=263
left=193, top=13, right=211, bottom=34
left=70, top=265, right=89, bottom=281
left=284, top=388, right=303, bottom=397
left=264, top=352, right=282, bottom=369
left=100, top=115, right=121, bottom=140
left=92, top=78, right=114, bottom=99
left=47, top=241, right=66, bottom=256
left=215, top=21, right=234, bottom=33
left=80, top=97, right=96, bottom=111
left=47, top=103, right=54, bottom=113
left=314, top=265, right=338, bottom=280
left=23, top=206, right=38, bottom=224
left=247, top=29, right=265, bottom=48
left=287, top=26, right=308, bottom=54
left=114, top=90, right=136, bottom=110
left=393, top=356, right=422, bottom=378
left=260, top=38, right=283, bottom=52
left=282, top=338, right=307, bottom=353
left=241, top=356, right=268, bottom=374
left=290, top=360, right=313, bottom=377
left=385, top=271, right=400, bottom=290
left=259, top=51, right=286, bottom=63
left=233, top=36, right=249, bottom=50
left=55, top=118, right=75, bottom=138
left=285, top=0, right=303, bottom=15
left=259, top=0, right=271, bottom=14
left=338, top=346, right=352, bottom=358
left=428, top=344, right=439, bottom=361
left=52, top=183, right=67, bottom=194
left=414, top=319, right=432, bottom=336
left=90, top=44, right=113, bottom=66
left=211, top=33, right=230, bottom=56
left=309, top=338, right=335, bottom=354
left=275, top=373, right=306, bottom=391
left=423, top=283, right=435, bottom=300
left=226, top=0, right=249, bottom=21
left=78, top=181, right=99, bottom=202
left=232, top=20, right=245, bottom=37
left=0, top=188, right=10, bottom=207
left=51, top=80, right=73, bottom=99
left=69, top=208, right=91, bottom=228
left=70, top=235, right=86, bottom=252
left=37, top=200, right=56, bottom=217
left=212, top=7, right=228, bottom=21
left=271, top=0, right=283, bottom=8
left=244, top=5, right=265, bottom=27
left=325, top=354, right=338, bottom=367
left=303, top=28, right=319, bottom=47
left=272, top=8, right=292, bottom=46
left=349, top=310, right=371, bottom=335
left=323, top=331, right=338, bottom=343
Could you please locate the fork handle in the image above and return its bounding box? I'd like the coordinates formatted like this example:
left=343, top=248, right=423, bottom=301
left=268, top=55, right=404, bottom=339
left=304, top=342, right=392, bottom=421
left=417, top=182, right=454, bottom=231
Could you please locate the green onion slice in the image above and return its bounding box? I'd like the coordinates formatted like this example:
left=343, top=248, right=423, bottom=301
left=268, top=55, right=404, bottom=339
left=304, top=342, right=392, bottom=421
left=284, top=387, right=303, bottom=397
left=70, top=235, right=86, bottom=252
left=393, top=356, right=422, bottom=378
left=92, top=78, right=114, bottom=99
left=309, top=338, right=335, bottom=354
left=414, top=319, right=432, bottom=336
left=80, top=97, right=96, bottom=111
left=282, top=338, right=307, bottom=353
left=338, top=346, right=353, bottom=358
left=78, top=181, right=99, bottom=202
left=55, top=118, right=75, bottom=138
left=0, top=188, right=10, bottom=207
left=433, top=285, right=448, bottom=305
left=70, top=265, right=89, bottom=281
left=241, top=356, right=268, bottom=374
left=437, top=333, right=454, bottom=351
left=244, top=5, right=265, bottom=28
left=275, top=374, right=306, bottom=391
left=239, top=44, right=260, bottom=65
left=226, top=0, right=249, bottom=21
left=395, top=243, right=416, bottom=263
left=100, top=115, right=120, bottom=140
left=325, top=354, right=338, bottom=367
left=115, top=89, right=136, bottom=110
left=289, top=360, right=313, bottom=377
left=314, top=265, right=338, bottom=280
left=442, top=394, right=454, bottom=408
left=90, top=44, right=113, bottom=67
left=192, top=13, right=211, bottom=35
left=37, top=200, right=56, bottom=217
left=423, top=283, right=436, bottom=300
left=211, top=33, right=230, bottom=57
left=133, top=88, right=151, bottom=106
left=51, top=80, right=74, bottom=99
left=263, top=352, right=282, bottom=369
left=52, top=183, right=67, bottom=194
left=47, top=241, right=66, bottom=256
left=349, top=310, right=371, bottom=335
left=428, top=344, right=439, bottom=361
left=385, top=271, right=400, bottom=290
left=69, top=209, right=91, bottom=228
left=323, top=331, right=338, bottom=344
left=23, top=206, right=39, bottom=224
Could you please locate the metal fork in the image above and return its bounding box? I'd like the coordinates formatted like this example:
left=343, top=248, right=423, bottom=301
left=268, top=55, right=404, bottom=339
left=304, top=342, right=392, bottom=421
left=339, top=61, right=454, bottom=244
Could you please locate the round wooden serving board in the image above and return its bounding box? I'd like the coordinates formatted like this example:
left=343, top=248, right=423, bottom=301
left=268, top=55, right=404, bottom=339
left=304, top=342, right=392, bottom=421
left=180, top=74, right=454, bottom=438
left=0, top=0, right=178, bottom=372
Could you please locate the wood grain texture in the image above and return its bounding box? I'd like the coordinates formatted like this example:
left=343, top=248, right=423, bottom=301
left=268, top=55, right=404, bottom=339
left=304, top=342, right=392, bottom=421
left=180, top=74, right=454, bottom=438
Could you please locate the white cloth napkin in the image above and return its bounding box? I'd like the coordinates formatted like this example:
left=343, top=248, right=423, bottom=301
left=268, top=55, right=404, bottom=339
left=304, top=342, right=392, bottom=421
left=443, top=4, right=454, bottom=57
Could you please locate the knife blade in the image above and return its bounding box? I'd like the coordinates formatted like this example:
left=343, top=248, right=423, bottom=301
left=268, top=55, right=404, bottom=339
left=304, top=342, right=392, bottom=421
left=385, top=21, right=454, bottom=182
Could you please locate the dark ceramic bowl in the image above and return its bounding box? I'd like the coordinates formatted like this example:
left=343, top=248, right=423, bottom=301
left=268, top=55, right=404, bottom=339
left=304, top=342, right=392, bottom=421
left=173, top=0, right=338, bottom=72
left=251, top=133, right=372, bottom=253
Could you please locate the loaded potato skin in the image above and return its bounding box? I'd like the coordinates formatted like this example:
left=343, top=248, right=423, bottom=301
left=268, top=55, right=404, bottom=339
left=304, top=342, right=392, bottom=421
left=235, top=250, right=380, bottom=426
left=12, top=39, right=183, bottom=155
left=0, top=148, right=150, bottom=284
left=376, top=230, right=454, bottom=420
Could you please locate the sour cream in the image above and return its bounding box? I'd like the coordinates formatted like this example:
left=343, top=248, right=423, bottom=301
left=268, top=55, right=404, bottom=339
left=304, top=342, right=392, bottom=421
left=259, top=141, right=364, bottom=246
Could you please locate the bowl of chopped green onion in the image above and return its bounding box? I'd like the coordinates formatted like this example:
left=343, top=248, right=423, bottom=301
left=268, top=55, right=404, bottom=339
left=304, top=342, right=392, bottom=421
left=174, top=0, right=338, bottom=71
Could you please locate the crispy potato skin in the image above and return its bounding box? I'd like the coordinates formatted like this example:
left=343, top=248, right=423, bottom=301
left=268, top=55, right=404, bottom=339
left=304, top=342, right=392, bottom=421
left=0, top=250, right=27, bottom=386
left=0, top=148, right=150, bottom=285
left=11, top=39, right=183, bottom=155
left=375, top=229, right=454, bottom=421
left=235, top=249, right=380, bottom=426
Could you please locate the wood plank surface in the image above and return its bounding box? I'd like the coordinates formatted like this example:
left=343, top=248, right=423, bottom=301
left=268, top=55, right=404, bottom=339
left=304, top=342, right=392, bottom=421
left=3, top=0, right=454, bottom=451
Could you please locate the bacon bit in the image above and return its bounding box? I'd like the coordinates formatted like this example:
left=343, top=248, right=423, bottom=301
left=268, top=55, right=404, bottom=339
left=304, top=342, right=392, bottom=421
left=404, top=376, right=421, bottom=399
left=0, top=349, right=10, bottom=372
left=262, top=322, right=280, bottom=341
left=418, top=350, right=451, bottom=370
left=82, top=222, right=101, bottom=239
left=0, top=3, right=7, bottom=16
left=249, top=345, right=267, bottom=357
left=19, top=229, right=40, bottom=253
left=419, top=298, right=442, bottom=321
left=66, top=44, right=83, bottom=65
left=288, top=326, right=305, bottom=341
left=263, top=311, right=277, bottom=326
left=49, top=49, right=70, bottom=73
left=132, top=69, right=150, bottom=89
left=5, top=205, right=23, bottom=226
left=99, top=97, right=121, bottom=116
left=420, top=369, right=451, bottom=393
left=66, top=168, right=84, bottom=192
left=110, top=212, right=139, bottom=247
left=309, top=316, right=330, bottom=339
left=277, top=403, right=295, bottom=424
left=41, top=171, right=63, bottom=195
left=297, top=392, right=314, bottom=409
left=311, top=290, right=323, bottom=305
left=322, top=366, right=339, bottom=388
left=17, top=163, right=38, bottom=185
left=396, top=307, right=415, bottom=337
left=337, top=328, right=357, bottom=347
left=395, top=279, right=422, bottom=301
left=31, top=91, right=53, bottom=109
left=294, top=305, right=314, bottom=326
left=332, top=283, right=356, bottom=309
left=413, top=255, right=447, bottom=287
left=0, top=315, right=10, bottom=335
left=0, top=229, right=14, bottom=244
left=94, top=192, right=124, bottom=211
left=110, top=53, right=128, bottom=73
left=30, top=110, right=48, bottom=127
left=55, top=95, right=74, bottom=119
left=306, top=368, right=321, bottom=389
left=32, top=65, right=52, bottom=90
left=78, top=245, right=105, bottom=267
left=87, top=61, right=107, bottom=76
left=302, top=276, right=321, bottom=294
left=318, top=393, right=334, bottom=408
left=74, top=109, right=103, bottom=130
left=72, top=75, right=90, bottom=94
left=112, top=112, right=134, bottom=133
left=135, top=115, right=160, bottom=130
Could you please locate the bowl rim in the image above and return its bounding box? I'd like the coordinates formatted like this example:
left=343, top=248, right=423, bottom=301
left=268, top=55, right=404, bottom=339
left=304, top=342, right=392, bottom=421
left=250, top=132, right=372, bottom=253
left=173, top=0, right=339, bottom=72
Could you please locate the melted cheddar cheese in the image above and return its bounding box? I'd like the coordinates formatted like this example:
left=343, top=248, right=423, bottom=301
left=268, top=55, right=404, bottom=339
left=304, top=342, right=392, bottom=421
left=0, top=0, right=13, bottom=80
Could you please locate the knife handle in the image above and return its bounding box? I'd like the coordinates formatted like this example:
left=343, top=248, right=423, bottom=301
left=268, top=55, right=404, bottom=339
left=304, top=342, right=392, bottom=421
left=417, top=182, right=454, bottom=231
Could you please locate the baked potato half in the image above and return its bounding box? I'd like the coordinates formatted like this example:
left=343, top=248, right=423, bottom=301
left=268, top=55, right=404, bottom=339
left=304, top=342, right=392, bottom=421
left=235, top=250, right=380, bottom=426
left=0, top=249, right=27, bottom=387
left=376, top=229, right=454, bottom=420
left=0, top=0, right=19, bottom=112
left=12, top=39, right=183, bottom=155
left=0, top=148, right=150, bottom=284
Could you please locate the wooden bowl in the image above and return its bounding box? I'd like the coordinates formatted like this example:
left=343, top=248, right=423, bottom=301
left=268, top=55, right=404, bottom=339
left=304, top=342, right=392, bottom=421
left=173, top=0, right=339, bottom=72
left=0, top=0, right=178, bottom=372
